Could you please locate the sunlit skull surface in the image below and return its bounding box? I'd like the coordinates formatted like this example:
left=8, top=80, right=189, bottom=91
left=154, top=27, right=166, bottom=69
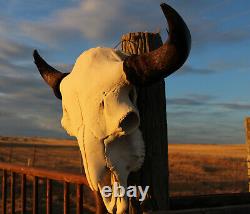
left=33, top=3, right=191, bottom=213
left=60, top=47, right=145, bottom=213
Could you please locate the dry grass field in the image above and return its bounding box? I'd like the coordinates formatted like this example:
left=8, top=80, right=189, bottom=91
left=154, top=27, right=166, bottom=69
left=0, top=136, right=95, bottom=213
left=0, top=136, right=82, bottom=173
left=168, top=144, right=248, bottom=196
left=0, top=136, right=248, bottom=198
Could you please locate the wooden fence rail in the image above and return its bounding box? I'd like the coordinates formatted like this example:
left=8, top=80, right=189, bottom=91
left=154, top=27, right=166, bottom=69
left=0, top=162, right=90, bottom=214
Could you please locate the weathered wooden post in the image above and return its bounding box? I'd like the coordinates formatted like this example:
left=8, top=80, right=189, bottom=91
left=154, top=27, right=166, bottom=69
left=245, top=117, right=250, bottom=191
left=121, top=32, right=169, bottom=213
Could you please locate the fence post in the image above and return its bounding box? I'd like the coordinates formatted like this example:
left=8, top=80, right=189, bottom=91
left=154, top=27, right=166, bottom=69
left=121, top=32, right=169, bottom=213
left=2, top=170, right=7, bottom=214
left=21, top=174, right=26, bottom=214
left=245, top=117, right=250, bottom=191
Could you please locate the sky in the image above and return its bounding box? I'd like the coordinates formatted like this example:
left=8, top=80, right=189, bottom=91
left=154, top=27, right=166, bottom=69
left=0, top=0, right=249, bottom=144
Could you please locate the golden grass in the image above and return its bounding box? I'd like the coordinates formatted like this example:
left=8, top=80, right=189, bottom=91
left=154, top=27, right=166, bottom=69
left=169, top=144, right=248, bottom=196
left=0, top=136, right=249, bottom=196
left=0, top=136, right=82, bottom=173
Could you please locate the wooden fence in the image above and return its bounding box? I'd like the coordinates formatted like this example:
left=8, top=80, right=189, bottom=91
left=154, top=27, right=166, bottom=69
left=0, top=117, right=250, bottom=213
left=0, top=162, right=92, bottom=214
left=1, top=162, right=250, bottom=214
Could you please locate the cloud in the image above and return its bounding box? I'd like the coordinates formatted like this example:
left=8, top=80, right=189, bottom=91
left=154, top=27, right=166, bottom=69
left=168, top=98, right=205, bottom=106
left=166, top=92, right=249, bottom=144
left=19, top=0, right=127, bottom=45
left=18, top=0, right=169, bottom=45
left=0, top=59, right=36, bottom=79
left=0, top=31, right=73, bottom=138
left=0, top=15, right=17, bottom=38
left=0, top=61, right=69, bottom=138
left=187, top=94, right=216, bottom=102
left=216, top=102, right=250, bottom=110
left=0, top=108, right=65, bottom=137
left=207, top=58, right=250, bottom=72
left=16, top=0, right=250, bottom=49
left=168, top=94, right=216, bottom=106
left=168, top=94, right=250, bottom=112
left=0, top=83, right=67, bottom=138
left=168, top=121, right=242, bottom=144
left=177, top=65, right=217, bottom=75
left=0, top=38, right=35, bottom=61
left=167, top=94, right=248, bottom=144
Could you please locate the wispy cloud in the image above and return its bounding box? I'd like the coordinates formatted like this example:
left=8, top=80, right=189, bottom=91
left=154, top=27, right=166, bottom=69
left=3, top=0, right=246, bottom=51
left=168, top=98, right=205, bottom=106
left=167, top=93, right=249, bottom=144
left=0, top=38, right=35, bottom=61
left=0, top=59, right=68, bottom=138
left=0, top=74, right=67, bottom=137
left=217, top=102, right=250, bottom=110
left=168, top=94, right=216, bottom=106
left=0, top=32, right=72, bottom=137
left=168, top=94, right=250, bottom=111
left=19, top=0, right=143, bottom=45
left=177, top=65, right=217, bottom=75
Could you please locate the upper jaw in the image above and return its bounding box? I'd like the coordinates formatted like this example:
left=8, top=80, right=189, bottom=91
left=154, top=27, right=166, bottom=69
left=77, top=126, right=145, bottom=213
left=98, top=130, right=144, bottom=213
left=98, top=169, right=128, bottom=213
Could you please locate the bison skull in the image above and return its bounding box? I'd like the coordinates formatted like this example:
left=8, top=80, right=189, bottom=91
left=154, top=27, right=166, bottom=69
left=33, top=3, right=191, bottom=213
left=61, top=47, right=145, bottom=212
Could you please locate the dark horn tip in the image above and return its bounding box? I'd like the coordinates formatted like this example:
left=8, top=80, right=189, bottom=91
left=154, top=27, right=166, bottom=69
left=160, top=3, right=184, bottom=22
left=160, top=2, right=192, bottom=54
left=33, top=49, right=41, bottom=65
left=32, top=49, right=66, bottom=100
left=33, top=49, right=38, bottom=59
left=123, top=2, right=191, bottom=86
left=160, top=3, right=167, bottom=7
left=160, top=3, right=171, bottom=11
left=33, top=49, right=51, bottom=70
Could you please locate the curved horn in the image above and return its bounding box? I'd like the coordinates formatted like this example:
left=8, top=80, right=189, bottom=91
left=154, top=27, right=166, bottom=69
left=33, top=50, right=68, bottom=99
left=123, top=3, right=191, bottom=86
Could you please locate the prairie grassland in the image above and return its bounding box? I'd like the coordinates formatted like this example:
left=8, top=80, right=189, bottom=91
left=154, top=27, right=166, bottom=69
left=169, top=144, right=248, bottom=196
left=0, top=136, right=95, bottom=213
left=0, top=136, right=248, bottom=197
left=0, top=136, right=82, bottom=173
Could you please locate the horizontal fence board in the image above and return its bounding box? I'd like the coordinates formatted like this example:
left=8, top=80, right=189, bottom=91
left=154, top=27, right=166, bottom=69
left=0, top=162, right=88, bottom=185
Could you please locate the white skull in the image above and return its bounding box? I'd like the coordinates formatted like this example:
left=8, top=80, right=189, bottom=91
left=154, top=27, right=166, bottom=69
left=60, top=47, right=145, bottom=213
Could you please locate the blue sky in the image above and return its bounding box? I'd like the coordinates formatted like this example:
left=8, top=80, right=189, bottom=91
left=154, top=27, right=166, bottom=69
left=0, top=0, right=249, bottom=144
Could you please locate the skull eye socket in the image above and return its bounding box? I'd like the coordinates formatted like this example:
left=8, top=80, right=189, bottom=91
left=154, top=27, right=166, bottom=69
left=120, top=111, right=139, bottom=134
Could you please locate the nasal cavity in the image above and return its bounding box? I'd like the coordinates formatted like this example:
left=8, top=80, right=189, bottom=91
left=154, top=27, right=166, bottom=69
left=119, top=111, right=139, bottom=134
